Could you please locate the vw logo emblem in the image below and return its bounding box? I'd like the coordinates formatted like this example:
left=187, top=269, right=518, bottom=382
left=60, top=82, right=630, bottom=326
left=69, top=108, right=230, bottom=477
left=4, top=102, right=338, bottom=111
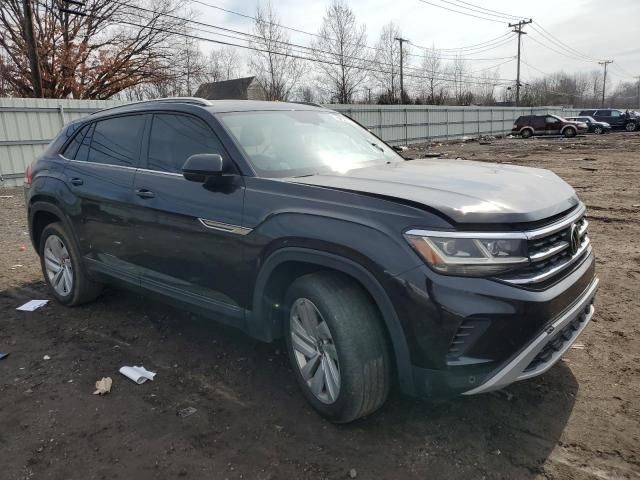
left=569, top=223, right=581, bottom=255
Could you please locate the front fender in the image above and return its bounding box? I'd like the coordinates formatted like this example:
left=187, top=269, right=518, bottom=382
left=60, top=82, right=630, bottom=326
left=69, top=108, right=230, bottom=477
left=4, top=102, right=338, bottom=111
left=250, top=247, right=416, bottom=395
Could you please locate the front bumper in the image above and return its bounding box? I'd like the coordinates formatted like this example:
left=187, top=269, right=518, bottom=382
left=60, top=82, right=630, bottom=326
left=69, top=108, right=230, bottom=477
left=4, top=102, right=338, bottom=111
left=462, top=276, right=598, bottom=395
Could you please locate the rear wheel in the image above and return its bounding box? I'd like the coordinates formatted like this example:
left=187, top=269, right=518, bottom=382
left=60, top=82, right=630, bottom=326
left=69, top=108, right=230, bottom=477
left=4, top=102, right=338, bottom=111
left=520, top=129, right=533, bottom=139
left=284, top=272, right=390, bottom=423
left=563, top=127, right=577, bottom=138
left=625, top=122, right=637, bottom=132
left=39, top=223, right=102, bottom=306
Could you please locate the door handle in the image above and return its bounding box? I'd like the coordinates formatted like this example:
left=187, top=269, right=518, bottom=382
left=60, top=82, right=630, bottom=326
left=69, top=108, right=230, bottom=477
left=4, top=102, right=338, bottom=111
left=70, top=177, right=83, bottom=186
left=135, top=188, right=155, bottom=199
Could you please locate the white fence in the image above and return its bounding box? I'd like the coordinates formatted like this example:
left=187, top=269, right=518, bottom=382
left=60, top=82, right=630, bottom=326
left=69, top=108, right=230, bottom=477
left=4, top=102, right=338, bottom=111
left=0, top=98, right=580, bottom=187
left=330, top=104, right=581, bottom=145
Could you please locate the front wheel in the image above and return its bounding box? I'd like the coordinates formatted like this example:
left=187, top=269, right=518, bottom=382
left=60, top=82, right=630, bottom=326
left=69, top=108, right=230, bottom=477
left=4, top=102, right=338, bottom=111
left=625, top=122, right=637, bottom=132
left=593, top=126, right=604, bottom=134
left=39, top=222, right=102, bottom=306
left=284, top=272, right=390, bottom=423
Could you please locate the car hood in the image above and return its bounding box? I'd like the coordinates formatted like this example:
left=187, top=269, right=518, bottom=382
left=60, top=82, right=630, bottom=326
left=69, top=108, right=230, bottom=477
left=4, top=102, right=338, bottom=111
left=285, top=159, right=579, bottom=224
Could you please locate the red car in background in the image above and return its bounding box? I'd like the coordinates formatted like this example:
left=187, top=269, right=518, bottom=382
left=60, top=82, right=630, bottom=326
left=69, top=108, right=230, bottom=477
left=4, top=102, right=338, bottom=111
left=512, top=114, right=588, bottom=138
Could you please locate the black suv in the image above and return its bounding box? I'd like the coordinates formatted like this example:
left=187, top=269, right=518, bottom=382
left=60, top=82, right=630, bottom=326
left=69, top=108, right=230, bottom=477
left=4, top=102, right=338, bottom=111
left=578, top=109, right=639, bottom=131
left=24, top=99, right=599, bottom=422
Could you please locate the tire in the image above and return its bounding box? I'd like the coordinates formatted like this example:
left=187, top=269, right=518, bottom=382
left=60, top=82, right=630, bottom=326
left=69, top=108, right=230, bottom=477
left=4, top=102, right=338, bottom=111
left=520, top=129, right=533, bottom=139
left=593, top=126, right=604, bottom=134
left=284, top=271, right=390, bottom=423
left=625, top=122, right=637, bottom=132
left=39, top=222, right=102, bottom=306
left=563, top=127, right=577, bottom=138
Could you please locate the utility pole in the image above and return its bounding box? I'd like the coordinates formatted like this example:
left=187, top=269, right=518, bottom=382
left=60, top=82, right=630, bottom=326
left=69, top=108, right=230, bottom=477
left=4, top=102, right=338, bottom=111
left=508, top=19, right=532, bottom=107
left=395, top=37, right=408, bottom=104
left=598, top=60, right=613, bottom=107
left=22, top=0, right=43, bottom=97
left=634, top=76, right=640, bottom=109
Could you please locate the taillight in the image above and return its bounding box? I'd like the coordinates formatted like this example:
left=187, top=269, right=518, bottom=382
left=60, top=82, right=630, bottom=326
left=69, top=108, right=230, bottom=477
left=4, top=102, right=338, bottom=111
left=512, top=124, right=518, bottom=129
left=24, top=164, right=33, bottom=186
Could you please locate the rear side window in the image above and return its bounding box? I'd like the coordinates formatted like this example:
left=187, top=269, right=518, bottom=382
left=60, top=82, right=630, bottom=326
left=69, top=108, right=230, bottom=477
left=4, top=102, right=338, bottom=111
left=147, top=114, right=225, bottom=173
left=62, top=124, right=90, bottom=159
left=596, top=110, right=611, bottom=116
left=87, top=115, right=145, bottom=167
left=610, top=110, right=621, bottom=118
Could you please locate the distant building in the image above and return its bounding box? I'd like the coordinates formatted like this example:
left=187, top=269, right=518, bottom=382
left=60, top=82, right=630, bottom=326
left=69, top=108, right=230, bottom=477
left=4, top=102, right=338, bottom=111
left=194, top=76, right=266, bottom=100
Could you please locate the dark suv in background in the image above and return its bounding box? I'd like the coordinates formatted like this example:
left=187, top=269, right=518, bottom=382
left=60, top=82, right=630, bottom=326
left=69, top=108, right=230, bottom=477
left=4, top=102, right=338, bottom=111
left=512, top=114, right=588, bottom=138
left=24, top=98, right=599, bottom=422
left=578, top=109, right=639, bottom=131
left=565, top=116, right=611, bottom=134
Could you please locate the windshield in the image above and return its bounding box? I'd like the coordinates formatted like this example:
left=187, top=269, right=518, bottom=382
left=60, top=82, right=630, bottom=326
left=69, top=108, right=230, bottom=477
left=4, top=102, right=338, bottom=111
left=216, top=110, right=403, bottom=178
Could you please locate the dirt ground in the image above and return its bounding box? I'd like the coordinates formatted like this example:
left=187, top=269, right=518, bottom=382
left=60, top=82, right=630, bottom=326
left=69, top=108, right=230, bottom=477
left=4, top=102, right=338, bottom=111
left=1, top=132, right=639, bottom=480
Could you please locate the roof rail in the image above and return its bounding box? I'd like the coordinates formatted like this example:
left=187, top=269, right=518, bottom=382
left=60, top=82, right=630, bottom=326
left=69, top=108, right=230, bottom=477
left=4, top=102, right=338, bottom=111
left=90, top=97, right=212, bottom=115
left=291, top=101, right=326, bottom=109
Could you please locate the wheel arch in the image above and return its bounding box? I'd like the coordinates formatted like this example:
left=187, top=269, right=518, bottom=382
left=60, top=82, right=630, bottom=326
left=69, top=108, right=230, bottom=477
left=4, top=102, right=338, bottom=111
left=561, top=124, right=577, bottom=134
left=28, top=199, right=76, bottom=253
left=249, top=247, right=415, bottom=395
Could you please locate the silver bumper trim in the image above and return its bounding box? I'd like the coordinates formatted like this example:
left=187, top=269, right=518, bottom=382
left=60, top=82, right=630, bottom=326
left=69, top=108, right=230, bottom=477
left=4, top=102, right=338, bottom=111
left=462, top=276, right=599, bottom=395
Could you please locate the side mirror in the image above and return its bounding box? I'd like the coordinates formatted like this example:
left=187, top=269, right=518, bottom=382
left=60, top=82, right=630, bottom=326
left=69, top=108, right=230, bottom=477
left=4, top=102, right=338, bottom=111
left=182, top=154, right=225, bottom=182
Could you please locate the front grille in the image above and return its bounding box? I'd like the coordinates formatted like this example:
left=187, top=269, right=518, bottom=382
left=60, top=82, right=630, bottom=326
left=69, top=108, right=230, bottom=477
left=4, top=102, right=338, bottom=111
left=524, top=301, right=593, bottom=372
left=499, top=206, right=591, bottom=286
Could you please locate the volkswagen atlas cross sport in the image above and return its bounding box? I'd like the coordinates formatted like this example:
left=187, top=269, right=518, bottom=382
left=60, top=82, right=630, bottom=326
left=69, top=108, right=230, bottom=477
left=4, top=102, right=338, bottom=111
left=24, top=98, right=598, bottom=422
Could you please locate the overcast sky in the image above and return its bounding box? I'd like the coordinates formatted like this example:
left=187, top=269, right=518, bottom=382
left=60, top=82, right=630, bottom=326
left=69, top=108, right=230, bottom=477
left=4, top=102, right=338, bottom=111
left=195, top=0, right=639, bottom=87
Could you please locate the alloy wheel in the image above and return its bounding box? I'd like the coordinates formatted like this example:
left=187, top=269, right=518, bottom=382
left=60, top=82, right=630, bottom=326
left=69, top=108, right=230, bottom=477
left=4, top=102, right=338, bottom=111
left=44, top=234, right=74, bottom=296
left=289, top=298, right=341, bottom=404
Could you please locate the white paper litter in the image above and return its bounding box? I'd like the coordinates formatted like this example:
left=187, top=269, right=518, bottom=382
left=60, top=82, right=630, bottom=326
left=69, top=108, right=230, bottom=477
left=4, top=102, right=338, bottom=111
left=17, top=300, right=48, bottom=311
left=119, top=366, right=156, bottom=384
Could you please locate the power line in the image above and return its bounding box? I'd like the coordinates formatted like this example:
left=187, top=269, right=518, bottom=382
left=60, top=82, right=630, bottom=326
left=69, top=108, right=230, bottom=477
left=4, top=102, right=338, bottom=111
left=415, top=0, right=506, bottom=23
left=190, top=0, right=513, bottom=59
left=445, top=0, right=522, bottom=20
left=113, top=0, right=517, bottom=85
left=99, top=6, right=513, bottom=88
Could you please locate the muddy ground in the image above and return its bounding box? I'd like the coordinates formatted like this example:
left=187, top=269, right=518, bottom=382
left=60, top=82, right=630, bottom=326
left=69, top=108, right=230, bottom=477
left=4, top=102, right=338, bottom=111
left=1, top=132, right=639, bottom=480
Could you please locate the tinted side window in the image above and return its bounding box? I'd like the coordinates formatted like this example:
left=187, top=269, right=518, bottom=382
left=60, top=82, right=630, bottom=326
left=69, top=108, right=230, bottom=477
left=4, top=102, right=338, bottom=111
left=87, top=115, right=145, bottom=167
left=62, top=124, right=89, bottom=159
left=148, top=114, right=224, bottom=173
left=75, top=123, right=94, bottom=162
left=596, top=110, right=611, bottom=116
left=610, top=110, right=621, bottom=118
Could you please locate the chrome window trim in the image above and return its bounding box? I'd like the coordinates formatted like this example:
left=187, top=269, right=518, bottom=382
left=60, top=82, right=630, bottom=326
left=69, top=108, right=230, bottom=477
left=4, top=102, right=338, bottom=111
left=64, top=157, right=137, bottom=171
left=198, top=218, right=252, bottom=235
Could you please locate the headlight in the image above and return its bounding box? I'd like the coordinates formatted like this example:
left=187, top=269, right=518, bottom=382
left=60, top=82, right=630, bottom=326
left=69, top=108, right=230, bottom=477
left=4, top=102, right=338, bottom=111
left=404, top=230, right=529, bottom=276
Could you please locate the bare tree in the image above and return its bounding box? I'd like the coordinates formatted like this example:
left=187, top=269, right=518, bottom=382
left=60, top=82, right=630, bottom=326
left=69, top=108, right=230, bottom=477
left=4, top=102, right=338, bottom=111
left=475, top=69, right=500, bottom=105
left=205, top=47, right=241, bottom=83
left=417, top=46, right=447, bottom=104
left=249, top=2, right=304, bottom=101
left=311, top=0, right=368, bottom=104
left=373, top=22, right=402, bottom=103
left=0, top=0, right=188, bottom=99
left=450, top=54, right=473, bottom=104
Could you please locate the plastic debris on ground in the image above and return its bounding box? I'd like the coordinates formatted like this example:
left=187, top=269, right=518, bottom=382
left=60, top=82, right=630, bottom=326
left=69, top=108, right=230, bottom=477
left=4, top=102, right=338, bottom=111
left=0, top=352, right=9, bottom=360
left=177, top=406, right=198, bottom=418
left=43, top=355, right=51, bottom=360
left=119, top=365, right=156, bottom=384
left=93, top=377, right=113, bottom=395
left=17, top=300, right=48, bottom=311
